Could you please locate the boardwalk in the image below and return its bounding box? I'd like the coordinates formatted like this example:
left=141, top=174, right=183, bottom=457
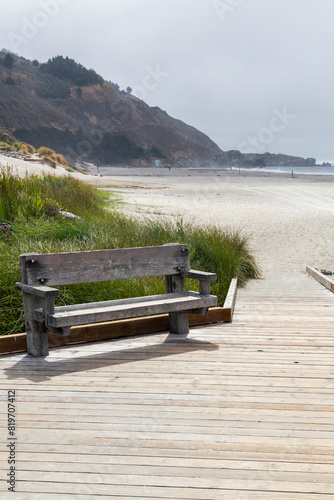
left=1, top=269, right=334, bottom=499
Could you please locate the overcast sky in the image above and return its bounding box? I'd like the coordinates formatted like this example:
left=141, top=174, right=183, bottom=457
left=1, top=0, right=334, bottom=162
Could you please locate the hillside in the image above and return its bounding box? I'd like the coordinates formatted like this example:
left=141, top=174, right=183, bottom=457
left=0, top=52, right=316, bottom=168
left=0, top=53, right=224, bottom=167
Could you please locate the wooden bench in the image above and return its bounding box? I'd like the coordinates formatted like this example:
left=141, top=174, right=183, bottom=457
left=16, top=244, right=217, bottom=357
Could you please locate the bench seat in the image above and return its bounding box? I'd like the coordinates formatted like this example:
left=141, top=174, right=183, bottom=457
left=34, top=291, right=217, bottom=328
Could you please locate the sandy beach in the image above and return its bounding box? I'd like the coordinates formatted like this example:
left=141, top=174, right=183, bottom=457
left=2, top=156, right=334, bottom=281
left=93, top=167, right=334, bottom=281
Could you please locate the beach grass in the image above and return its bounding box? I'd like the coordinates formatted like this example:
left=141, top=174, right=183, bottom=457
left=0, top=169, right=260, bottom=336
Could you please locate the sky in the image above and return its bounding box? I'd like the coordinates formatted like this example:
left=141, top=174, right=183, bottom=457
left=1, top=0, right=334, bottom=162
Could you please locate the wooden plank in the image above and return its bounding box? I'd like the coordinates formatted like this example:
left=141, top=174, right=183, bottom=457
left=12, top=461, right=334, bottom=486
left=184, top=269, right=217, bottom=281
left=306, top=265, right=334, bottom=293
left=12, top=452, right=334, bottom=471
left=0, top=332, right=27, bottom=354
left=45, top=292, right=217, bottom=328
left=8, top=470, right=334, bottom=494
left=15, top=283, right=60, bottom=297
left=19, top=243, right=190, bottom=286
left=2, top=493, right=325, bottom=500
left=0, top=308, right=223, bottom=355
left=222, top=277, right=238, bottom=322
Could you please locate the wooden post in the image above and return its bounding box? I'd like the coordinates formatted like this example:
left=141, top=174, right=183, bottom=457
left=222, top=277, right=238, bottom=322
left=165, top=274, right=189, bottom=334
left=22, top=293, right=49, bottom=357
left=306, top=266, right=334, bottom=293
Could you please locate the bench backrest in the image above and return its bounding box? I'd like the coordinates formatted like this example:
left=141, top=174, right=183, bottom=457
left=19, top=244, right=190, bottom=287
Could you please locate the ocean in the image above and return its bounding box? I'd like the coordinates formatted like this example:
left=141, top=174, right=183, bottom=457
left=96, top=164, right=334, bottom=177
left=234, top=165, right=334, bottom=176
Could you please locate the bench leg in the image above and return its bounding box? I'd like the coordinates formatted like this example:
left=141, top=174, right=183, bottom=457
left=165, top=274, right=189, bottom=334
left=22, top=293, right=49, bottom=357
left=169, top=312, right=189, bottom=335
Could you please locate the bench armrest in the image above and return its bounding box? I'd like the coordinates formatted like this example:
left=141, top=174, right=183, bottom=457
left=183, top=269, right=216, bottom=296
left=183, top=269, right=217, bottom=281
left=15, top=282, right=60, bottom=298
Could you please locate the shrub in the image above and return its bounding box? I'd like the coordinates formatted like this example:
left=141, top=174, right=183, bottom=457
left=37, top=147, right=69, bottom=168
left=38, top=146, right=55, bottom=158
left=12, top=142, right=35, bottom=155
left=24, top=144, right=35, bottom=155
left=2, top=53, right=14, bottom=69
left=5, top=77, right=15, bottom=86
left=38, top=146, right=58, bottom=168
left=56, top=153, right=69, bottom=167
left=0, top=130, right=14, bottom=145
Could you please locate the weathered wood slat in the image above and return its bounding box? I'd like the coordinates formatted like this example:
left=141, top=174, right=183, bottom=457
left=33, top=292, right=217, bottom=328
left=10, top=439, right=334, bottom=460
left=11, top=451, right=334, bottom=471
left=12, top=461, right=334, bottom=485
left=184, top=269, right=217, bottom=281
left=8, top=470, right=334, bottom=494
left=15, top=282, right=60, bottom=297
left=1, top=493, right=323, bottom=500
left=20, top=243, right=190, bottom=286
left=4, top=484, right=328, bottom=500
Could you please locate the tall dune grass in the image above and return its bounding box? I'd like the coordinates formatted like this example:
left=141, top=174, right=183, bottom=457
left=38, top=147, right=69, bottom=168
left=0, top=169, right=260, bottom=336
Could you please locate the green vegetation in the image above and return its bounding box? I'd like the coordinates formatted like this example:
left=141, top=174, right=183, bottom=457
left=0, top=53, right=14, bottom=69
left=40, top=56, right=103, bottom=87
left=0, top=170, right=260, bottom=336
left=0, top=131, right=14, bottom=145
left=35, top=76, right=71, bottom=99
left=5, top=77, right=15, bottom=86
left=13, top=142, right=35, bottom=155
left=15, top=126, right=166, bottom=164
left=0, top=131, right=35, bottom=155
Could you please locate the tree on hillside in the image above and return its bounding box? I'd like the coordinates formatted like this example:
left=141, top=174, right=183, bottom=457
left=5, top=77, right=15, bottom=86
left=2, top=53, right=14, bottom=69
left=40, top=56, right=103, bottom=87
left=109, top=81, right=120, bottom=91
